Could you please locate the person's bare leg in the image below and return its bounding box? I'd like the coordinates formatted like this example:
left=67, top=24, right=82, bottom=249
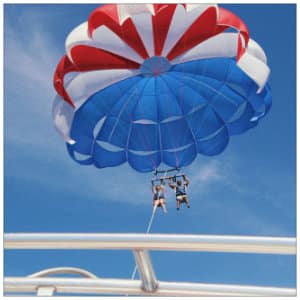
left=183, top=196, right=190, bottom=208
left=161, top=202, right=167, bottom=213
left=176, top=199, right=180, bottom=210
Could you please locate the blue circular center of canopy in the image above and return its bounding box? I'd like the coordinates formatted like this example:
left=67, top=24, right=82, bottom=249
left=140, top=56, right=171, bottom=76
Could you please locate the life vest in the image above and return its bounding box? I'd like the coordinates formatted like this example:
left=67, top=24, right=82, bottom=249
left=176, top=185, right=186, bottom=196
left=153, top=188, right=165, bottom=200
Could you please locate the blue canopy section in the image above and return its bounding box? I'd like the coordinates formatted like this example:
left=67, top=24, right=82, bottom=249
left=67, top=57, right=272, bottom=172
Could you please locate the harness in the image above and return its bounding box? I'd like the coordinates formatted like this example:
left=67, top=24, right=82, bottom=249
left=153, top=188, right=165, bottom=200
left=176, top=185, right=186, bottom=196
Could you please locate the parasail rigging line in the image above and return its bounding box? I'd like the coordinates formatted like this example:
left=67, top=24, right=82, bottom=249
left=130, top=208, right=157, bottom=281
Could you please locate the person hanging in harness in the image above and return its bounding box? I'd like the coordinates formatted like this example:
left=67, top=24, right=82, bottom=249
left=151, top=179, right=167, bottom=213
left=168, top=174, right=190, bottom=210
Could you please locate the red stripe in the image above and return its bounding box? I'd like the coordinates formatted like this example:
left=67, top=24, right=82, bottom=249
left=53, top=47, right=140, bottom=107
left=152, top=4, right=177, bottom=56
left=88, top=4, right=149, bottom=59
left=54, top=55, right=78, bottom=107
left=70, top=45, right=140, bottom=69
left=217, top=7, right=249, bottom=60
left=167, top=6, right=219, bottom=61
left=167, top=6, right=250, bottom=61
left=218, top=7, right=249, bottom=44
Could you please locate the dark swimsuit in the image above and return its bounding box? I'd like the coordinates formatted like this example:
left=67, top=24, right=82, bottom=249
left=176, top=185, right=187, bottom=202
left=153, top=189, right=165, bottom=207
left=153, top=189, right=165, bottom=200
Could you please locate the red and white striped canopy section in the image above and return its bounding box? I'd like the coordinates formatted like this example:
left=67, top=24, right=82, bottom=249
left=54, top=3, right=270, bottom=110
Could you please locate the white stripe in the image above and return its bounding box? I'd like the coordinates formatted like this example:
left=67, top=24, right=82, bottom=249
left=170, top=32, right=239, bottom=64
left=130, top=12, right=154, bottom=57
left=53, top=69, right=140, bottom=142
left=52, top=95, right=75, bottom=144
left=170, top=32, right=270, bottom=92
left=162, top=4, right=218, bottom=57
left=239, top=34, right=246, bottom=49
left=66, top=21, right=145, bottom=64
left=237, top=51, right=270, bottom=93
left=246, top=39, right=268, bottom=63
left=65, top=22, right=91, bottom=63
left=65, top=69, right=140, bottom=109
left=117, top=4, right=155, bottom=57
left=91, top=25, right=144, bottom=63
left=117, top=4, right=154, bottom=24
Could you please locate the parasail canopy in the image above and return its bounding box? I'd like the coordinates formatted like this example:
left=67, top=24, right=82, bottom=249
left=53, top=4, right=271, bottom=173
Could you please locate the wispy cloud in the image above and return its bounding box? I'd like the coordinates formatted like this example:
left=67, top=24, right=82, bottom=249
left=4, top=5, right=64, bottom=151
left=4, top=7, right=59, bottom=94
left=178, top=151, right=295, bottom=236
left=187, top=156, right=244, bottom=199
left=192, top=160, right=222, bottom=182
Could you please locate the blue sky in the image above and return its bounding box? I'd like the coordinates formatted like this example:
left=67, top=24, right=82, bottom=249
left=4, top=3, right=296, bottom=292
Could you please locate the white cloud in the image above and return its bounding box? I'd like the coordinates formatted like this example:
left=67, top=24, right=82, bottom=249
left=187, top=156, right=244, bottom=197
left=192, top=160, right=223, bottom=183
left=4, top=6, right=64, bottom=151
left=4, top=8, right=59, bottom=94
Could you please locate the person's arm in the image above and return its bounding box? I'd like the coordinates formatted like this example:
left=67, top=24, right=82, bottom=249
left=168, top=178, right=176, bottom=190
left=159, top=179, right=166, bottom=193
left=151, top=180, right=156, bottom=194
left=183, top=175, right=190, bottom=186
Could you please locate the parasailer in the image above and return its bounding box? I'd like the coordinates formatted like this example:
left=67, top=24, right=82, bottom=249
left=53, top=4, right=271, bottom=212
left=168, top=175, right=190, bottom=210
left=151, top=179, right=167, bottom=213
